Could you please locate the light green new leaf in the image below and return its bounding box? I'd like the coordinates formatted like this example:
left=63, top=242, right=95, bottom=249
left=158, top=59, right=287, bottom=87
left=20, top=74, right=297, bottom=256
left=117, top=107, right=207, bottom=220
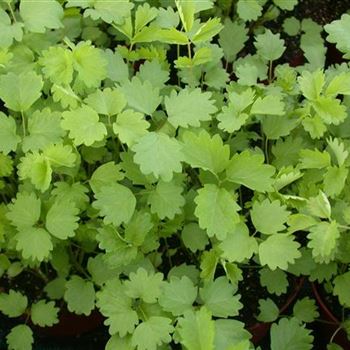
left=31, top=300, right=59, bottom=327
left=6, top=192, right=41, bottom=229
left=182, top=223, right=209, bottom=253
left=0, top=113, right=20, bottom=155
left=62, top=105, right=107, bottom=146
left=327, top=137, right=348, bottom=166
left=325, top=72, right=350, bottom=96
left=270, top=318, right=313, bottom=350
left=307, top=191, right=331, bottom=219
left=132, top=132, right=183, bottom=181
left=250, top=95, right=285, bottom=115
left=251, top=199, right=290, bottom=235
left=148, top=180, right=185, bottom=219
left=23, top=109, right=64, bottom=152
left=200, top=277, right=242, bottom=317
left=131, top=316, right=174, bottom=350
left=0, top=72, right=43, bottom=112
left=43, top=143, right=76, bottom=168
left=293, top=297, right=319, bottom=323
left=96, top=278, right=139, bottom=337
left=194, top=184, right=240, bottom=240
left=325, top=14, right=350, bottom=58
left=219, top=222, right=258, bottom=263
left=64, top=275, right=95, bottom=316
left=113, top=109, right=150, bottom=147
left=226, top=151, right=275, bottom=192
left=177, top=307, right=215, bottom=350
left=333, top=271, right=350, bottom=307
left=20, top=0, right=63, bottom=33
left=219, top=19, right=248, bottom=61
left=298, top=69, right=324, bottom=101
left=46, top=200, right=79, bottom=240
left=120, top=77, right=162, bottom=115
left=192, top=17, right=223, bottom=43
left=6, top=325, right=33, bottom=350
left=257, top=298, right=279, bottom=322
left=254, top=30, right=285, bottom=61
left=313, top=96, right=347, bottom=126
left=93, top=183, right=136, bottom=226
left=323, top=166, right=348, bottom=198
left=85, top=88, right=127, bottom=116
left=299, top=149, right=330, bottom=169
left=307, top=221, right=339, bottom=263
left=0, top=9, right=23, bottom=48
left=124, top=210, right=153, bottom=247
left=0, top=290, right=27, bottom=317
left=237, top=0, right=262, bottom=21
left=124, top=268, right=163, bottom=304
left=259, top=234, right=301, bottom=270
left=273, top=0, right=298, bottom=10
left=165, top=88, right=217, bottom=128
left=72, top=41, right=107, bottom=87
left=137, top=60, right=169, bottom=89
left=158, top=276, right=197, bottom=316
left=15, top=227, right=53, bottom=262
left=182, top=130, right=230, bottom=174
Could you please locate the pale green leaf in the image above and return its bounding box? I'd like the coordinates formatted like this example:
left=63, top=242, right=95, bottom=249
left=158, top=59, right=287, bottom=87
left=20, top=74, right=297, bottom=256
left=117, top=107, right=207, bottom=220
left=6, top=325, right=33, bottom=350
left=0, top=113, right=20, bottom=155
left=0, top=290, right=27, bottom=317
left=31, top=300, right=59, bottom=327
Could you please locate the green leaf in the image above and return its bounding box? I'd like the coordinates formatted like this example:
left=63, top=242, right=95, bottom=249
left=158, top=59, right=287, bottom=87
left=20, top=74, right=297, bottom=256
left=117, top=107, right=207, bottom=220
left=327, top=137, right=348, bottom=166
left=124, top=210, right=153, bottom=247
left=257, top=298, right=279, bottom=322
left=273, top=0, right=298, bottom=10
left=23, top=109, right=64, bottom=152
left=6, top=192, right=41, bottom=229
left=177, top=307, right=215, bottom=350
left=299, top=149, right=331, bottom=169
left=113, top=109, right=150, bottom=147
left=326, top=72, right=350, bottom=96
left=194, top=184, right=240, bottom=240
left=0, top=9, right=23, bottom=48
left=61, top=105, right=107, bottom=146
left=192, top=17, right=223, bottom=43
left=307, top=221, right=340, bottom=263
left=158, top=276, right=197, bottom=316
left=237, top=0, right=262, bottom=21
left=64, top=275, right=95, bottom=315
left=72, top=41, right=107, bottom=87
left=93, top=183, right=136, bottom=226
left=270, top=317, right=313, bottom=350
left=218, top=222, right=258, bottom=263
left=333, top=271, right=350, bottom=307
left=323, top=166, right=348, bottom=198
left=132, top=132, right=183, bottom=181
left=307, top=191, right=331, bottom=219
left=124, top=268, right=163, bottom=303
left=250, top=95, right=285, bottom=115
left=226, top=151, right=275, bottom=192
left=148, top=180, right=185, bottom=220
left=85, top=88, right=127, bottom=116
left=293, top=297, right=319, bottom=323
left=0, top=72, right=43, bottom=112
left=260, top=267, right=288, bottom=295
left=15, top=227, right=53, bottom=262
left=137, top=60, right=169, bottom=89
left=182, top=130, right=230, bottom=174
left=219, top=19, right=248, bottom=61
left=20, top=0, right=63, bottom=33
left=96, top=278, right=139, bottom=337
left=105, top=335, right=133, bottom=350
left=0, top=113, right=20, bottom=155
left=298, top=69, right=324, bottom=100
left=0, top=290, right=27, bottom=317
left=259, top=234, right=301, bottom=270
left=176, top=0, right=195, bottom=32
left=46, top=199, right=79, bottom=240
left=6, top=325, right=33, bottom=350
left=312, top=96, right=347, bottom=125
left=182, top=223, right=209, bottom=253
left=131, top=316, right=174, bottom=350
left=200, top=277, right=242, bottom=317
left=40, top=47, right=73, bottom=85
left=254, top=29, right=285, bottom=61
left=165, top=88, right=217, bottom=128
left=325, top=14, right=350, bottom=58
left=251, top=199, right=290, bottom=235
left=120, top=77, right=162, bottom=115
left=89, top=162, right=124, bottom=194
left=31, top=300, right=59, bottom=327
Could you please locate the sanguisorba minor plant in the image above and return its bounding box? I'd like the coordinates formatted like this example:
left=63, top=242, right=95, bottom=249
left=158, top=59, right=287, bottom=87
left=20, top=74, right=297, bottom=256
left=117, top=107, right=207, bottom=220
left=1, top=0, right=350, bottom=349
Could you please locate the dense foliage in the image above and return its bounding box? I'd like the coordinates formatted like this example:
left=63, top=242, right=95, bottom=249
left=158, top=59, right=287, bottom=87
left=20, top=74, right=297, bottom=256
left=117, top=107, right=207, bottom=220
left=1, top=0, right=350, bottom=349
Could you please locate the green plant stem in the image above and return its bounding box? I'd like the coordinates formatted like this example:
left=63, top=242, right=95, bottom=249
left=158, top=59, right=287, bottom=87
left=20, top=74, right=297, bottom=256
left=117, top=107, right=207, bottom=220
left=69, top=246, right=90, bottom=279
left=21, top=111, right=26, bottom=137
left=7, top=2, right=16, bottom=23
left=329, top=325, right=343, bottom=344
left=265, top=137, right=270, bottom=164
left=268, top=60, right=273, bottom=83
